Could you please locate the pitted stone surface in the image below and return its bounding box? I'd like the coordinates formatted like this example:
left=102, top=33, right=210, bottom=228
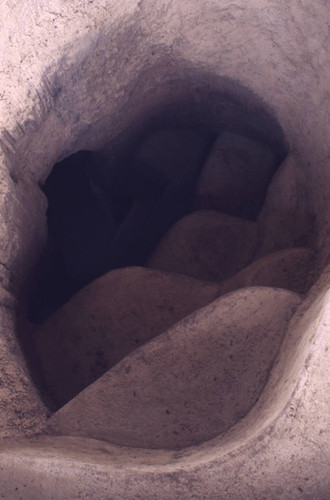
left=148, top=210, right=257, bottom=281
left=48, top=287, right=301, bottom=449
left=218, top=247, right=316, bottom=296
left=33, top=266, right=220, bottom=407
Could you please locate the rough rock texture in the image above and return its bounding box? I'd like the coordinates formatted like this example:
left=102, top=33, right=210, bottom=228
left=218, top=247, right=316, bottom=296
left=256, top=154, right=316, bottom=257
left=33, top=266, right=220, bottom=407
left=195, top=131, right=276, bottom=219
left=0, top=304, right=49, bottom=440
left=0, top=0, right=329, bottom=498
left=1, top=272, right=327, bottom=500
left=148, top=210, right=257, bottom=281
left=48, top=287, right=301, bottom=449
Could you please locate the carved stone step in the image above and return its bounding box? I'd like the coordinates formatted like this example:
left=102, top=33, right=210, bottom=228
left=48, top=287, right=301, bottom=449
left=147, top=210, right=257, bottom=282
left=33, top=266, right=220, bottom=407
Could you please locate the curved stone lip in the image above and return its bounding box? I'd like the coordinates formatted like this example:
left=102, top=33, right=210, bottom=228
left=46, top=286, right=302, bottom=449
left=1, top=277, right=328, bottom=471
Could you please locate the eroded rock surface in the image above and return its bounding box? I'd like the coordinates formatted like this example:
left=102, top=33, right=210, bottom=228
left=0, top=0, right=329, bottom=497
left=195, top=131, right=276, bottom=219
left=148, top=210, right=257, bottom=281
left=33, top=266, right=220, bottom=407
left=256, top=155, right=314, bottom=257
left=218, top=247, right=316, bottom=296
left=48, top=287, right=301, bottom=449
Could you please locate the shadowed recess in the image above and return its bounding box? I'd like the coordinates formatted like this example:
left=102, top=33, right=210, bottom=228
left=28, top=81, right=287, bottom=323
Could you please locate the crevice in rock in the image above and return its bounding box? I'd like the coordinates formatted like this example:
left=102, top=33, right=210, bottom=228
left=0, top=261, right=10, bottom=272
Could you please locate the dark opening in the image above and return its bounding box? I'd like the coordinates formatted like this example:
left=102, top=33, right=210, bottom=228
left=28, top=92, right=287, bottom=324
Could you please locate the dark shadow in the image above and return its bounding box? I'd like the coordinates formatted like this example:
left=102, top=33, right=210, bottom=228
left=28, top=77, right=288, bottom=324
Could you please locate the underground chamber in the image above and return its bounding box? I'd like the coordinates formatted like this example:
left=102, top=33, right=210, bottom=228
left=19, top=82, right=318, bottom=450
left=0, top=2, right=329, bottom=497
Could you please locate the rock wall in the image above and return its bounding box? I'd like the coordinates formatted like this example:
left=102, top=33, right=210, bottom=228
left=0, top=0, right=329, bottom=498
